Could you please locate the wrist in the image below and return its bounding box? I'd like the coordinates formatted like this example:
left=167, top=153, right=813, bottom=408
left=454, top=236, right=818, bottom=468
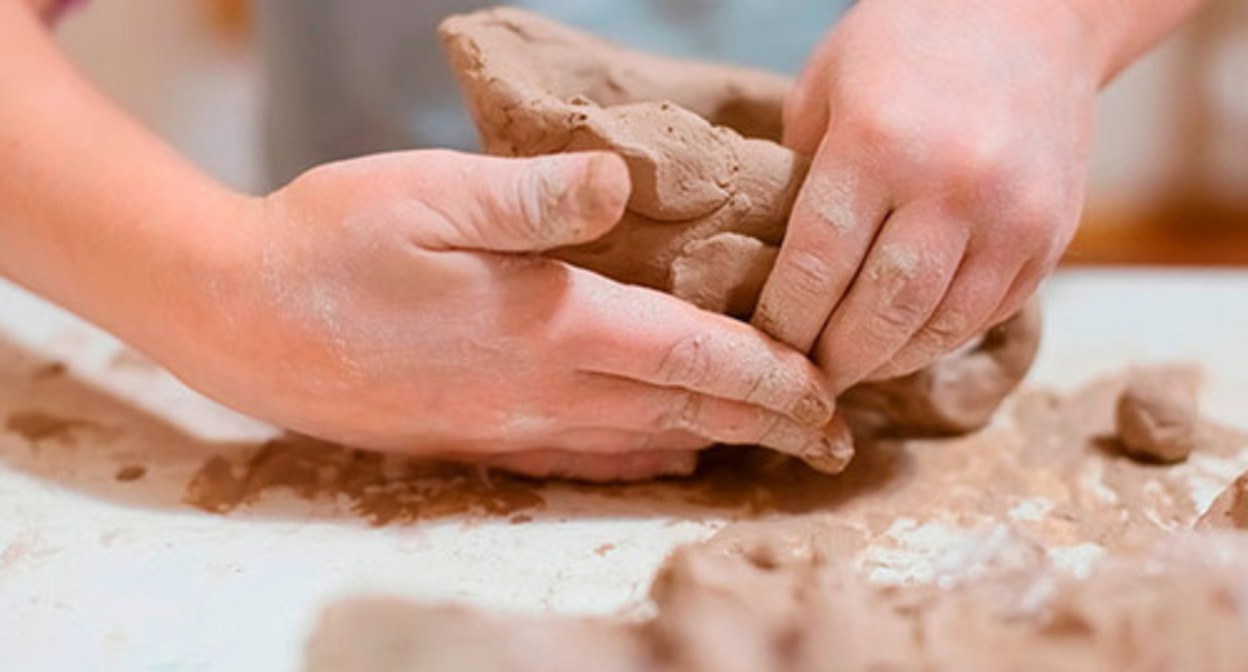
left=118, top=190, right=263, bottom=374
left=1054, top=0, right=1130, bottom=87
left=1058, top=0, right=1209, bottom=86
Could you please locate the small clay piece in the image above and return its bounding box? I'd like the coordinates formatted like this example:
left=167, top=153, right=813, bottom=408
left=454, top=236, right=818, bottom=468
left=440, top=9, right=1042, bottom=466
left=1115, top=367, right=1200, bottom=463
left=1198, top=472, right=1248, bottom=529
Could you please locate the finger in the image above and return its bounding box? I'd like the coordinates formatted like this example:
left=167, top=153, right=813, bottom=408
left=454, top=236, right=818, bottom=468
left=781, top=46, right=837, bottom=154
left=560, top=268, right=835, bottom=427
left=413, top=150, right=631, bottom=252
left=567, top=373, right=851, bottom=472
left=867, top=254, right=1020, bottom=381
left=813, top=204, right=969, bottom=393
left=985, top=256, right=1046, bottom=328
left=473, top=448, right=701, bottom=482
left=752, top=138, right=891, bottom=353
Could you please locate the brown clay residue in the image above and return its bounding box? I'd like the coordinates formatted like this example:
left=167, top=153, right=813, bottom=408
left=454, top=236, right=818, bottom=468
left=183, top=436, right=546, bottom=526
left=594, top=543, right=617, bottom=557
left=300, top=366, right=1248, bottom=670
left=114, top=465, right=147, bottom=482
left=661, top=442, right=905, bottom=516
left=31, top=361, right=67, bottom=380
left=4, top=410, right=95, bottom=444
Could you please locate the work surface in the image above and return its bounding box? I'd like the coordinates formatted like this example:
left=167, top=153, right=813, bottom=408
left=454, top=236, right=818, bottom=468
left=1, top=269, right=1246, bottom=671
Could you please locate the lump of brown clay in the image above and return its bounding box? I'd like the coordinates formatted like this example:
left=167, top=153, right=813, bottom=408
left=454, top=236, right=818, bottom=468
left=439, top=8, right=1041, bottom=468
left=1115, top=367, right=1200, bottom=463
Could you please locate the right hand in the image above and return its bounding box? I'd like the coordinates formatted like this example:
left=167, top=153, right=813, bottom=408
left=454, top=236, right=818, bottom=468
left=166, top=150, right=847, bottom=480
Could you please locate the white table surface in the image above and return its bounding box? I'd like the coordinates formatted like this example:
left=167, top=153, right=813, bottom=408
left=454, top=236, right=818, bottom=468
left=1, top=268, right=1246, bottom=671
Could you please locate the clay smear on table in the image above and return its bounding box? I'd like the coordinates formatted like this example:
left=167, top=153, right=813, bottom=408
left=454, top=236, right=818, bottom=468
left=440, top=7, right=1041, bottom=473
left=305, top=367, right=1248, bottom=671
left=183, top=435, right=545, bottom=526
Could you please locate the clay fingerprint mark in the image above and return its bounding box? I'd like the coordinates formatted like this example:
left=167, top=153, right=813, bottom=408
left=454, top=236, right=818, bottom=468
left=183, top=436, right=546, bottom=526
left=4, top=411, right=96, bottom=445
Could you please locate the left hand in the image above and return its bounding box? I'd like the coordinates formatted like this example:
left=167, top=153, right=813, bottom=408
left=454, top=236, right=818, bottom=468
left=754, top=0, right=1102, bottom=393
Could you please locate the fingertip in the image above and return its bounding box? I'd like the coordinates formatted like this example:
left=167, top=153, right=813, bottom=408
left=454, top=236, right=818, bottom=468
left=562, top=151, right=631, bottom=242
left=802, top=414, right=855, bottom=474
left=792, top=386, right=836, bottom=428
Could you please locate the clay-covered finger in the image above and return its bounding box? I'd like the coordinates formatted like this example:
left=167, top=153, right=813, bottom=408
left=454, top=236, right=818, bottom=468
left=562, top=268, right=834, bottom=427
left=411, top=151, right=631, bottom=253
left=752, top=141, right=890, bottom=353
left=813, top=204, right=969, bottom=393
left=569, top=373, right=851, bottom=472
left=867, top=254, right=1018, bottom=381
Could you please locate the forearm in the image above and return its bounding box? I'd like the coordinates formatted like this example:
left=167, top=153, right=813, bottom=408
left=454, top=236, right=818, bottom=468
left=0, top=1, right=250, bottom=359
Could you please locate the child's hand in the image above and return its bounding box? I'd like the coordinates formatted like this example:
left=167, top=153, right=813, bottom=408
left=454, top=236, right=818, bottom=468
left=755, top=0, right=1099, bottom=393
left=170, top=150, right=846, bottom=479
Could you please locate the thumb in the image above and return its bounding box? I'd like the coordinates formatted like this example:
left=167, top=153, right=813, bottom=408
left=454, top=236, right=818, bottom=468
left=427, top=151, right=631, bottom=253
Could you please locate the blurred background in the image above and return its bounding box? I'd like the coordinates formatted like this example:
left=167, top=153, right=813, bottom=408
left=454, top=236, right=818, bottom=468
left=54, top=0, right=1248, bottom=264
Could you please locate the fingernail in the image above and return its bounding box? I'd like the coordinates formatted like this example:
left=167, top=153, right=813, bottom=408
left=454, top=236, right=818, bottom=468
left=800, top=434, right=854, bottom=475
left=792, top=391, right=834, bottom=427
left=545, top=153, right=626, bottom=217
left=574, top=153, right=629, bottom=220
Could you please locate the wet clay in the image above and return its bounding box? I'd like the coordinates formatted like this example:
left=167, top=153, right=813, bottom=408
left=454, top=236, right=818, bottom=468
left=305, top=369, right=1248, bottom=671
left=1115, top=366, right=1200, bottom=463
left=439, top=8, right=1041, bottom=472
left=183, top=435, right=545, bottom=526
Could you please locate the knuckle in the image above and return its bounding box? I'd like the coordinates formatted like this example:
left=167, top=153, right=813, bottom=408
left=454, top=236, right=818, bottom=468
left=658, top=391, right=703, bottom=433
left=655, top=333, right=717, bottom=389
left=740, top=366, right=779, bottom=407
left=510, top=169, right=557, bottom=244
left=782, top=249, right=837, bottom=301
left=1007, top=186, right=1063, bottom=243
left=920, top=309, right=972, bottom=350
left=753, top=410, right=788, bottom=446
left=870, top=294, right=930, bottom=334
left=862, top=244, right=941, bottom=335
left=850, top=97, right=914, bottom=148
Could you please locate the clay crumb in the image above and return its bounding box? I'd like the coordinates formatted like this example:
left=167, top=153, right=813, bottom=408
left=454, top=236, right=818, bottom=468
left=32, top=361, right=67, bottom=380
left=5, top=411, right=95, bottom=444
left=115, top=465, right=147, bottom=482
left=1115, top=368, right=1199, bottom=464
left=594, top=543, right=617, bottom=557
